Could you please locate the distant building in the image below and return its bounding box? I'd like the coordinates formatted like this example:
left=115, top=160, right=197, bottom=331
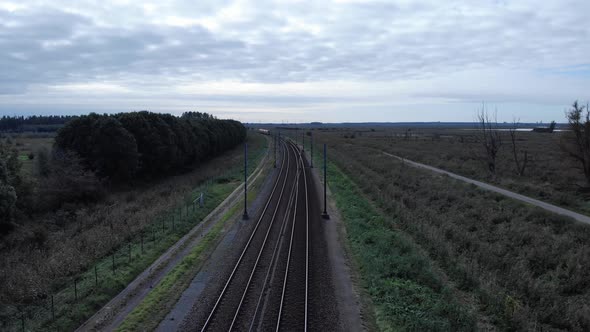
left=533, top=121, right=556, bottom=133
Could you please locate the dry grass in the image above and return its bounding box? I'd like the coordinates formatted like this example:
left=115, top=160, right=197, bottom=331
left=316, top=128, right=588, bottom=215
left=312, top=129, right=590, bottom=331
left=0, top=133, right=267, bottom=330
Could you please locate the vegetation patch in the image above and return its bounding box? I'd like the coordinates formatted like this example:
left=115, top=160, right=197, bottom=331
left=323, top=159, right=476, bottom=331
left=117, top=214, right=225, bottom=332
left=118, top=158, right=268, bottom=331
left=317, top=136, right=590, bottom=331
left=313, top=110, right=590, bottom=217
left=0, top=133, right=267, bottom=331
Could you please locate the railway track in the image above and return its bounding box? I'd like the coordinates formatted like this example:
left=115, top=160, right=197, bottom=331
left=275, top=141, right=309, bottom=331
left=253, top=140, right=311, bottom=331
left=198, top=139, right=312, bottom=331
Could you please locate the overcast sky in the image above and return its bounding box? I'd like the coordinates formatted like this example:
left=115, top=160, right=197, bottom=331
left=0, top=0, right=589, bottom=123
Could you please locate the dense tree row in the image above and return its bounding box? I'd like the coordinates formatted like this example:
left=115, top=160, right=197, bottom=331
left=55, top=112, right=246, bottom=182
left=0, top=115, right=78, bottom=132
left=0, top=141, right=32, bottom=234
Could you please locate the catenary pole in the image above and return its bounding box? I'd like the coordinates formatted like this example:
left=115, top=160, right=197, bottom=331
left=243, top=142, right=249, bottom=220
left=322, top=144, right=330, bottom=219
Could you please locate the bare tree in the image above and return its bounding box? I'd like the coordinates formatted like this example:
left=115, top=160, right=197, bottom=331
left=561, top=101, right=590, bottom=186
left=477, top=106, right=502, bottom=175
left=509, top=119, right=528, bottom=176
left=404, top=128, right=412, bottom=141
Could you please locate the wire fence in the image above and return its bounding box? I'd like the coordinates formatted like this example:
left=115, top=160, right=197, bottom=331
left=1, top=138, right=268, bottom=332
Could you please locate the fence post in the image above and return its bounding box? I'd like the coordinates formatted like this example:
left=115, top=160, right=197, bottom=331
left=74, top=279, right=78, bottom=301
left=112, top=253, right=116, bottom=274
left=141, top=231, right=144, bottom=254
left=128, top=242, right=131, bottom=263
left=94, top=265, right=98, bottom=287
left=322, top=143, right=330, bottom=219
left=21, top=310, right=25, bottom=332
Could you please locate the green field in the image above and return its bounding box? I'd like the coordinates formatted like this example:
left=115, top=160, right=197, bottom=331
left=310, top=128, right=590, bottom=331
left=5, top=133, right=54, bottom=177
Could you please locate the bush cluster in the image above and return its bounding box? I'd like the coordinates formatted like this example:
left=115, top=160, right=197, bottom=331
left=0, top=141, right=32, bottom=234
left=55, top=111, right=246, bottom=182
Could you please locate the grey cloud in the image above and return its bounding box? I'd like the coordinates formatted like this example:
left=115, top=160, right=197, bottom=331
left=0, top=0, right=589, bottom=98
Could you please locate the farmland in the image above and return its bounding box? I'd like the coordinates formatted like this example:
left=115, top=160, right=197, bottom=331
left=309, top=127, right=590, bottom=331
left=2, top=120, right=589, bottom=331
left=331, top=127, right=588, bottom=215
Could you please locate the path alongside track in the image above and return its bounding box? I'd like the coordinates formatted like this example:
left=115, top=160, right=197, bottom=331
left=382, top=151, right=590, bottom=225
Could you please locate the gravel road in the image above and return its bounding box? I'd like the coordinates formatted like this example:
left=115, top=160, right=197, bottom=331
left=383, top=151, right=590, bottom=225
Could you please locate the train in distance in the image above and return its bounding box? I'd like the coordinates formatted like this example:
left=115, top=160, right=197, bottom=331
left=258, top=128, right=271, bottom=135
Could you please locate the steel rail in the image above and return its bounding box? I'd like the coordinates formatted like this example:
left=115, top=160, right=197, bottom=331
left=247, top=141, right=300, bottom=332
left=301, top=141, right=310, bottom=332
left=275, top=140, right=309, bottom=332
left=228, top=141, right=299, bottom=330
left=200, top=139, right=290, bottom=332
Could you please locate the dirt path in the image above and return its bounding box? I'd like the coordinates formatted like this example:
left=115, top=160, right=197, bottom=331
left=76, top=139, right=271, bottom=332
left=382, top=151, right=590, bottom=225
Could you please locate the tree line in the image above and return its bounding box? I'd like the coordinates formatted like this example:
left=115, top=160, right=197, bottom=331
left=55, top=111, right=246, bottom=182
left=0, top=115, right=78, bottom=132
left=0, top=111, right=245, bottom=235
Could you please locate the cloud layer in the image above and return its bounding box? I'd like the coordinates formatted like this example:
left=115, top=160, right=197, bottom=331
left=0, top=0, right=589, bottom=122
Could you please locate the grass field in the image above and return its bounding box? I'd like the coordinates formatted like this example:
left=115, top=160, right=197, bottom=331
left=316, top=127, right=588, bottom=216
left=309, top=128, right=590, bottom=331
left=319, top=159, right=477, bottom=331
left=3, top=133, right=54, bottom=177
